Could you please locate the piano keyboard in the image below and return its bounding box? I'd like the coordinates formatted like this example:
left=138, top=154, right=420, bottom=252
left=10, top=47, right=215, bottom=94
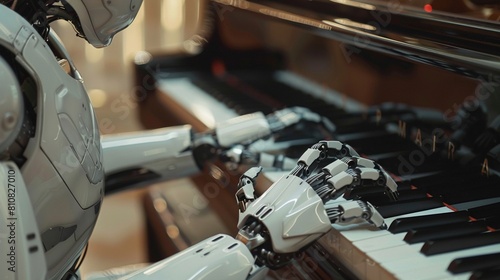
left=314, top=128, right=500, bottom=279
left=153, top=70, right=500, bottom=279
left=156, top=70, right=365, bottom=128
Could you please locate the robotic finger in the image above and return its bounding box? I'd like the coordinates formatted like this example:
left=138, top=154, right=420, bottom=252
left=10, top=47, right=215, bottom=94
left=326, top=200, right=387, bottom=229
left=236, top=166, right=262, bottom=212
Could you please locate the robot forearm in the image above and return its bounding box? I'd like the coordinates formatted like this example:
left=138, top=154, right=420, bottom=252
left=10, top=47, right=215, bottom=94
left=101, top=125, right=199, bottom=192
left=92, top=234, right=268, bottom=280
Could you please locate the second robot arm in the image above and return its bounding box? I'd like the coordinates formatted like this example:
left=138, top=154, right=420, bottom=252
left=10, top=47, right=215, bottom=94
left=100, top=107, right=333, bottom=192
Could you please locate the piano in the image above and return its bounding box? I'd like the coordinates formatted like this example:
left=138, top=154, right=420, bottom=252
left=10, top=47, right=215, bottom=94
left=134, top=0, right=500, bottom=279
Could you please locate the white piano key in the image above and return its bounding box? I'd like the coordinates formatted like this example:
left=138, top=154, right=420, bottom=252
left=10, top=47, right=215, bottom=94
left=365, top=243, right=423, bottom=280
left=361, top=242, right=500, bottom=280
left=313, top=206, right=445, bottom=279
left=343, top=207, right=455, bottom=279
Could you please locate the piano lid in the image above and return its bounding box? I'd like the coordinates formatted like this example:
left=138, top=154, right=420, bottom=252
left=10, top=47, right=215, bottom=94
left=213, top=0, right=500, bottom=78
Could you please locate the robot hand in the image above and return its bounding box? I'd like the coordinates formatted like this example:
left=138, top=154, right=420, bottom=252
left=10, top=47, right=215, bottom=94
left=234, top=140, right=398, bottom=270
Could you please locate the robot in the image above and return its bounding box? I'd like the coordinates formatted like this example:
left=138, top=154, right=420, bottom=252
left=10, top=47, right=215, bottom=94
left=0, top=1, right=398, bottom=279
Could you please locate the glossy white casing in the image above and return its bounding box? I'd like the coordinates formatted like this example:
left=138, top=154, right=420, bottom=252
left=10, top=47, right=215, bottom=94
left=121, top=234, right=261, bottom=280
left=237, top=174, right=331, bottom=254
left=64, top=0, right=143, bottom=47
left=0, top=5, right=104, bottom=279
left=101, top=125, right=198, bottom=179
left=215, top=112, right=271, bottom=147
left=0, top=162, right=46, bottom=280
left=0, top=57, right=23, bottom=153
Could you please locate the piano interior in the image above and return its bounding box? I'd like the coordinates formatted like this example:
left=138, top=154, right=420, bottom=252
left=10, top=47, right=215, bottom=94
left=136, top=1, right=500, bottom=279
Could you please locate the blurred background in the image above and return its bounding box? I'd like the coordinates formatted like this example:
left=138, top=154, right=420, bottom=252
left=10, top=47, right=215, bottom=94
left=50, top=1, right=208, bottom=278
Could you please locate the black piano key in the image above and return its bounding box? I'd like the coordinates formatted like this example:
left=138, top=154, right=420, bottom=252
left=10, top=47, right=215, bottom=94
left=421, top=231, right=500, bottom=256
left=470, top=265, right=500, bottom=280
left=388, top=210, right=470, bottom=233
left=408, top=169, right=475, bottom=188
left=403, top=220, right=488, bottom=244
left=475, top=216, right=500, bottom=231
left=413, top=173, right=479, bottom=194
left=191, top=76, right=273, bottom=115
left=468, top=202, right=500, bottom=219
left=442, top=187, right=500, bottom=205
left=343, top=186, right=386, bottom=201
left=341, top=133, right=417, bottom=155
left=375, top=152, right=454, bottom=176
left=393, top=181, right=413, bottom=192
left=388, top=203, right=500, bottom=234
left=410, top=174, right=500, bottom=207
left=436, top=177, right=500, bottom=205
left=375, top=197, right=443, bottom=218
left=222, top=72, right=373, bottom=143
left=448, top=252, right=500, bottom=274
left=231, top=71, right=349, bottom=120
left=354, top=188, right=427, bottom=206
left=261, top=86, right=333, bottom=113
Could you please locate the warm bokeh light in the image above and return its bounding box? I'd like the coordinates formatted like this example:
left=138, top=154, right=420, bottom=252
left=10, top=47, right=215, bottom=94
left=88, top=89, right=108, bottom=108
left=424, top=4, right=432, bottom=13
left=153, top=198, right=167, bottom=212
left=134, top=51, right=153, bottom=65
left=166, top=225, right=180, bottom=239
left=162, top=0, right=184, bottom=31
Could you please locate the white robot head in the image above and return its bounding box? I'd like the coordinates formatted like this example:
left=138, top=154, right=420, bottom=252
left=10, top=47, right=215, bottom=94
left=62, top=0, right=143, bottom=47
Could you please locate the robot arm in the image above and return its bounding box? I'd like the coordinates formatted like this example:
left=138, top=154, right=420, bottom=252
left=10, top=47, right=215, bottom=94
left=103, top=234, right=265, bottom=280
left=90, top=140, right=396, bottom=280
left=100, top=125, right=198, bottom=193
left=101, top=107, right=333, bottom=193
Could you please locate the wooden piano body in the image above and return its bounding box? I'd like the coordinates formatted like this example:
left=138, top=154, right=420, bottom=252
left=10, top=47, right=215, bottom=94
left=134, top=1, right=500, bottom=279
